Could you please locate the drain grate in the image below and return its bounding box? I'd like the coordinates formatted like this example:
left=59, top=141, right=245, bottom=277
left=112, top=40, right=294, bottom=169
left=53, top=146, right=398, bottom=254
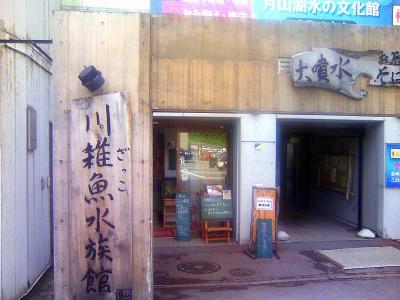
left=177, top=261, right=221, bottom=274
left=229, top=268, right=255, bottom=276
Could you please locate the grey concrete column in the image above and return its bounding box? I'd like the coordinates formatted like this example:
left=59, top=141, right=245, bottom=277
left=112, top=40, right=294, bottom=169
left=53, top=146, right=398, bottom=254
left=238, top=114, right=277, bottom=244
left=383, top=117, right=400, bottom=239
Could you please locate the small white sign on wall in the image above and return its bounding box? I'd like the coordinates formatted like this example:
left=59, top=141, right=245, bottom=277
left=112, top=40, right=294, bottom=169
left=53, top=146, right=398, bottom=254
left=256, top=197, right=273, bottom=211
left=394, top=6, right=400, bottom=26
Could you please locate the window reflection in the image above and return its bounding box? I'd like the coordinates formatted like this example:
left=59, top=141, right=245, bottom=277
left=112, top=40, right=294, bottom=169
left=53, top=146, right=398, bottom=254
left=179, top=132, right=228, bottom=193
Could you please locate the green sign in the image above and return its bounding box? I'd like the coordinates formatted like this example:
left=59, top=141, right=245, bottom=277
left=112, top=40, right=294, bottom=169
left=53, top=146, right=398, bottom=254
left=256, top=219, right=273, bottom=258
left=201, top=195, right=233, bottom=220
left=176, top=192, right=190, bottom=241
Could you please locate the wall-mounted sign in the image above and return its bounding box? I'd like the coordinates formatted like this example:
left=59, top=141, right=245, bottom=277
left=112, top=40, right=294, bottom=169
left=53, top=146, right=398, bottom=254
left=292, top=48, right=400, bottom=99
left=70, top=92, right=133, bottom=296
left=394, top=5, right=400, bottom=25
left=386, top=143, right=400, bottom=187
left=253, top=0, right=398, bottom=26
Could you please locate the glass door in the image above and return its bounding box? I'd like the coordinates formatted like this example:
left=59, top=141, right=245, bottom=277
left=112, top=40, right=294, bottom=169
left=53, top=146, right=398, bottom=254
left=177, top=131, right=229, bottom=235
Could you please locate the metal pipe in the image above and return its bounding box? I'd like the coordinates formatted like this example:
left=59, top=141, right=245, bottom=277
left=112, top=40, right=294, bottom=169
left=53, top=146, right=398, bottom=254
left=357, top=131, right=364, bottom=230
left=4, top=45, right=52, bottom=75
left=17, top=264, right=52, bottom=300
left=0, top=39, right=52, bottom=44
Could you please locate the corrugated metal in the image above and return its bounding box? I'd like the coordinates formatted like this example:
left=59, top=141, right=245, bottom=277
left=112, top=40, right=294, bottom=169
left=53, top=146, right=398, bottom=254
left=0, top=44, right=52, bottom=300
left=0, top=1, right=55, bottom=298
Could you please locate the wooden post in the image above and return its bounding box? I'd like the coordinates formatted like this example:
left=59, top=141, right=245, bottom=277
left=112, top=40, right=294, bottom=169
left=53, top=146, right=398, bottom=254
left=53, top=12, right=152, bottom=299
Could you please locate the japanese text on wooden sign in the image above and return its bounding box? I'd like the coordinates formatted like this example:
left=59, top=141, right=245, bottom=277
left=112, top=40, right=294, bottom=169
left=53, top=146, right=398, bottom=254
left=71, top=92, right=133, bottom=297
left=292, top=48, right=400, bottom=100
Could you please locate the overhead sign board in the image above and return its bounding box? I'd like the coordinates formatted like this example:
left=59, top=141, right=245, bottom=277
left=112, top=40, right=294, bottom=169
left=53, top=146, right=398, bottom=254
left=253, top=0, right=397, bottom=26
left=151, top=0, right=400, bottom=26
left=63, top=1, right=400, bottom=26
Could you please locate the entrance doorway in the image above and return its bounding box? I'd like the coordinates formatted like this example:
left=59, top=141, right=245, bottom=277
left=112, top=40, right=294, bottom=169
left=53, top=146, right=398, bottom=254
left=277, top=118, right=380, bottom=243
left=152, top=117, right=238, bottom=245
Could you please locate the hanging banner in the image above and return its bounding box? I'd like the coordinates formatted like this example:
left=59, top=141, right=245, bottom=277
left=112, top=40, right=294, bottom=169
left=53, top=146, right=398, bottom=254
left=386, top=143, right=400, bottom=187
left=253, top=0, right=398, bottom=26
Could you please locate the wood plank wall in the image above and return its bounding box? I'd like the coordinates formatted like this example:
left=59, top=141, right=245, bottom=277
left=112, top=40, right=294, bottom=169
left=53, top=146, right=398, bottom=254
left=53, top=11, right=152, bottom=299
left=151, top=15, right=400, bottom=115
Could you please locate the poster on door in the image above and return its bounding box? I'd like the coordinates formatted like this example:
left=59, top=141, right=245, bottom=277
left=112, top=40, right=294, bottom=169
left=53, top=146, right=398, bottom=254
left=386, top=143, right=400, bottom=187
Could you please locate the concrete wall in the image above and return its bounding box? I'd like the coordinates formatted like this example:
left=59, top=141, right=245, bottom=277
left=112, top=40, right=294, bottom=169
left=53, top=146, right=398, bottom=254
left=239, top=114, right=276, bottom=244
left=362, top=117, right=400, bottom=239
left=363, top=122, right=385, bottom=235
left=383, top=117, right=400, bottom=239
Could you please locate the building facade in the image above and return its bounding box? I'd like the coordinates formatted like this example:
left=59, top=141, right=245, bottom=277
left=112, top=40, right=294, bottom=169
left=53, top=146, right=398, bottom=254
left=45, top=1, right=400, bottom=298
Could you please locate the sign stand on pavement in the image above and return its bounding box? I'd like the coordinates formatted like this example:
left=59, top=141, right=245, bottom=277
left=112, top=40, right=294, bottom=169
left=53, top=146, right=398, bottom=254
left=245, top=186, right=280, bottom=259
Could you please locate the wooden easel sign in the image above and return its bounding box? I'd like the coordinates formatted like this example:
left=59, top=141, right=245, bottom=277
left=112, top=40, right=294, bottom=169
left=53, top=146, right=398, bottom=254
left=251, top=187, right=278, bottom=243
left=245, top=186, right=279, bottom=259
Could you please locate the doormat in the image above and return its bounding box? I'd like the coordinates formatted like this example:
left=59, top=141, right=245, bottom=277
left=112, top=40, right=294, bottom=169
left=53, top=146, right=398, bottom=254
left=318, top=246, right=400, bottom=269
left=177, top=261, right=221, bottom=274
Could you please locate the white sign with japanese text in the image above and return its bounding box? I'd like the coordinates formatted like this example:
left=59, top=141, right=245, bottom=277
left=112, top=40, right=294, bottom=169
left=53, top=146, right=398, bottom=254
left=256, top=197, right=273, bottom=211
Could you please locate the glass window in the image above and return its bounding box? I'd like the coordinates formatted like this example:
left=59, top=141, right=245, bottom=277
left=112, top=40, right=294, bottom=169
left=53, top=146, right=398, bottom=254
left=178, top=131, right=229, bottom=195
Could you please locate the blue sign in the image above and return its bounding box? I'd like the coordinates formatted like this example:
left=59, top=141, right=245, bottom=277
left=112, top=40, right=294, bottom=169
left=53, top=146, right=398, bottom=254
left=386, top=143, right=400, bottom=187
left=253, top=0, right=398, bottom=26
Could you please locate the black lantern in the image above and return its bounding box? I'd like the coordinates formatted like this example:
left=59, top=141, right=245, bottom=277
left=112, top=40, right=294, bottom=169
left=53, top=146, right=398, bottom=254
left=78, top=65, right=105, bottom=92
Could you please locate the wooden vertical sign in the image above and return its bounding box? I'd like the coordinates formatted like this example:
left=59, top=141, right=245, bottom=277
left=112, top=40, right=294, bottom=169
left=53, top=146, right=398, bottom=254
left=251, top=187, right=278, bottom=242
left=70, top=92, right=133, bottom=299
